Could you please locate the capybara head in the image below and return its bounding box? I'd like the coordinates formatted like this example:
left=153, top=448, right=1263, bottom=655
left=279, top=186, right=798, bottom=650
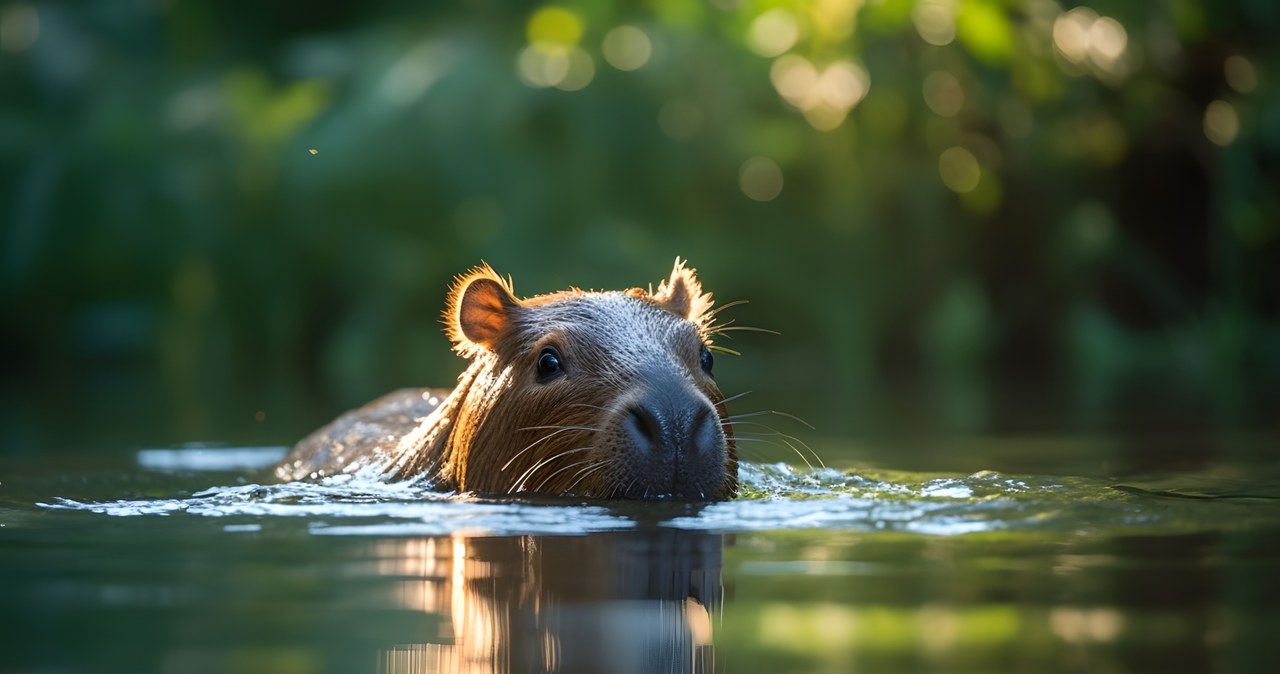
left=438, top=260, right=737, bottom=500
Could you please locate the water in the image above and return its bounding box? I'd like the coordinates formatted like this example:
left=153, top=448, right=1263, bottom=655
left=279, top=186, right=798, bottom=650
left=2, top=442, right=1279, bottom=673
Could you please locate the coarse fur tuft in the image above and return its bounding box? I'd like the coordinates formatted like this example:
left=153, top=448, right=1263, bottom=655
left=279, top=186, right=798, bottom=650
left=630, top=257, right=718, bottom=340
left=443, top=263, right=521, bottom=358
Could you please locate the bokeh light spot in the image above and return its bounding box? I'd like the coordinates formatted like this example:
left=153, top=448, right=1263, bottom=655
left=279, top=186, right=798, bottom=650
left=517, top=45, right=570, bottom=88
left=517, top=44, right=594, bottom=91
left=770, top=55, right=868, bottom=131
left=1088, top=17, right=1127, bottom=63
left=0, top=3, right=38, bottom=53
left=913, top=1, right=956, bottom=47
left=956, top=0, right=1015, bottom=65
left=1052, top=7, right=1096, bottom=65
left=556, top=47, right=595, bottom=91
left=1053, top=8, right=1129, bottom=81
left=1204, top=100, right=1239, bottom=146
left=803, top=106, right=849, bottom=132
left=602, top=25, right=651, bottom=71
left=818, top=61, right=870, bottom=110
left=381, top=41, right=449, bottom=106
left=1051, top=608, right=1125, bottom=644
left=520, top=7, right=594, bottom=91
left=923, top=71, right=964, bottom=117
left=771, top=54, right=819, bottom=107
left=747, top=9, right=799, bottom=58
left=527, top=6, right=583, bottom=47
left=1224, top=55, right=1258, bottom=94
left=739, top=156, right=783, bottom=202
left=166, top=85, right=219, bottom=131
left=939, top=146, right=981, bottom=193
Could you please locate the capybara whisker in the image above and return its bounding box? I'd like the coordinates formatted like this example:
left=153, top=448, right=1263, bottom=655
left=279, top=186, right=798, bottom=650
left=711, top=325, right=781, bottom=336
left=621, top=477, right=639, bottom=500
left=725, top=408, right=816, bottom=430
left=517, top=424, right=602, bottom=433
left=513, top=447, right=593, bottom=493
left=733, top=447, right=767, bottom=463
left=731, top=423, right=825, bottom=469
left=534, top=457, right=598, bottom=493
left=564, top=462, right=608, bottom=494
left=718, top=390, right=754, bottom=405
left=276, top=258, right=741, bottom=500
left=734, top=436, right=815, bottom=470
left=501, top=426, right=592, bottom=472
left=705, top=299, right=748, bottom=319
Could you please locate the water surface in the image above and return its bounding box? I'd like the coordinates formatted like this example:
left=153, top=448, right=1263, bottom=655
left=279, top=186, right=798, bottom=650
left=2, top=440, right=1278, bottom=673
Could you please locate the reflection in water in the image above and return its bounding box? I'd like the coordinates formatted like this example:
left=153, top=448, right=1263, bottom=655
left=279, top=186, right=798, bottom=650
left=18, top=446, right=1280, bottom=673
left=372, top=529, right=723, bottom=674
left=8, top=445, right=1280, bottom=674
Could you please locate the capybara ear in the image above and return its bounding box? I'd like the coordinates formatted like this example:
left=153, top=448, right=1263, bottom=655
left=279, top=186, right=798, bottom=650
left=652, top=257, right=714, bottom=330
left=446, top=265, right=521, bottom=354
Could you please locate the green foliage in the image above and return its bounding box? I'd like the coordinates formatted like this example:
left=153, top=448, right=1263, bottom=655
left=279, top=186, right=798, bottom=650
left=2, top=0, right=1278, bottom=455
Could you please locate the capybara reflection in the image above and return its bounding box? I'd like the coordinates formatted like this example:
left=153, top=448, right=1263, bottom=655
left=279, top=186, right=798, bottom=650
left=277, top=260, right=737, bottom=500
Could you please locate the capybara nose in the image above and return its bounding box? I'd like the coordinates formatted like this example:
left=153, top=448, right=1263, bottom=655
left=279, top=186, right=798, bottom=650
left=624, top=400, right=719, bottom=458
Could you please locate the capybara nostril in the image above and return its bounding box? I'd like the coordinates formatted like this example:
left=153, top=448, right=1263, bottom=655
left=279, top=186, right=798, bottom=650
left=689, top=405, right=719, bottom=457
left=625, top=404, right=662, bottom=453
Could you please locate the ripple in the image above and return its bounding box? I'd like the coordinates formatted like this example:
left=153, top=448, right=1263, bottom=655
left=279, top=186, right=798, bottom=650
left=135, top=445, right=288, bottom=472
left=35, top=451, right=1168, bottom=537
left=39, top=474, right=634, bottom=536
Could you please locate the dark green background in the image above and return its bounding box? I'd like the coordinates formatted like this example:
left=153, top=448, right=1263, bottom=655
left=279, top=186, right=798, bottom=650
left=3, top=0, right=1278, bottom=460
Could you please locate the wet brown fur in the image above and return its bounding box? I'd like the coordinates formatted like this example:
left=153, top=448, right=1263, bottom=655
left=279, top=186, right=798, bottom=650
left=276, top=260, right=738, bottom=500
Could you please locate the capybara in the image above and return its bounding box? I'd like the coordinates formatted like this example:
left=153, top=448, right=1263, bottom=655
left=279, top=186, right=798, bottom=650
left=277, top=260, right=737, bottom=500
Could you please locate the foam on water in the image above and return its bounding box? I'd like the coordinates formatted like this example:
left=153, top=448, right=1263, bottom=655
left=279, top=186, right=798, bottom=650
left=33, top=447, right=1278, bottom=537
left=40, top=467, right=635, bottom=536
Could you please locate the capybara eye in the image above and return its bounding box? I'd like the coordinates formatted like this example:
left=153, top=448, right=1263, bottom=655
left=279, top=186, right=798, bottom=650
left=699, top=346, right=714, bottom=376
left=536, top=346, right=563, bottom=381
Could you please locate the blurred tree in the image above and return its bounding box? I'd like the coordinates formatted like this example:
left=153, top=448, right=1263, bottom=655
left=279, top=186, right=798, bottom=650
left=1, top=0, right=1277, bottom=457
